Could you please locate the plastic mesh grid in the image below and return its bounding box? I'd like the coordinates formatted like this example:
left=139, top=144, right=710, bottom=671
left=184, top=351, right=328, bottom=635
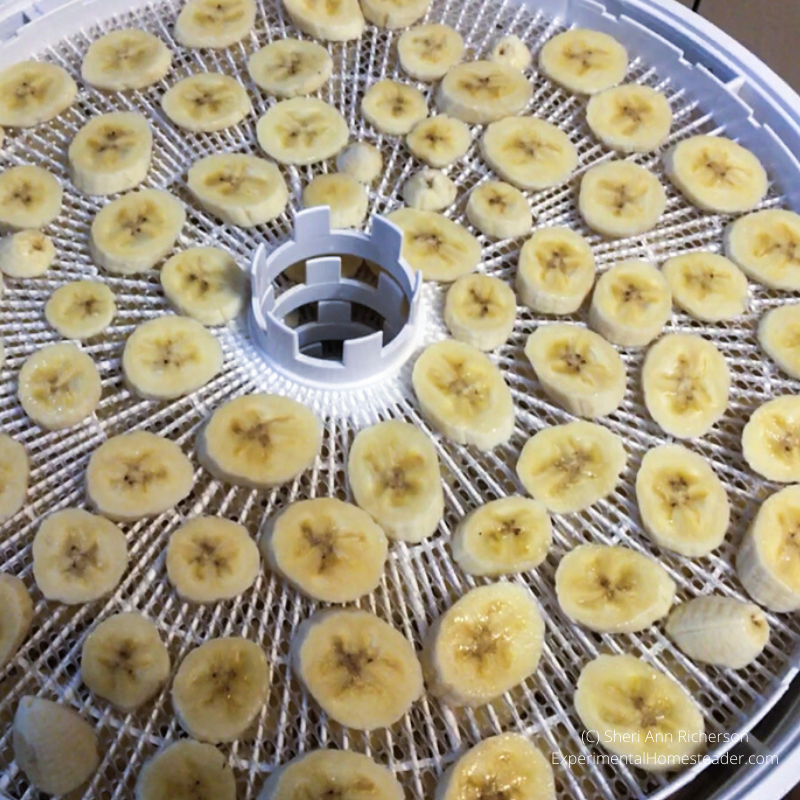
left=0, top=0, right=799, bottom=798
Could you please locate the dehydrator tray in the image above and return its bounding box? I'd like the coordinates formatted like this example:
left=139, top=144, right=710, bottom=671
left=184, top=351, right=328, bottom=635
left=1, top=0, right=800, bottom=798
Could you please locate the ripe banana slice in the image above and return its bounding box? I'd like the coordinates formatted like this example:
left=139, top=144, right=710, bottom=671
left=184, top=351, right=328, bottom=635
left=302, top=173, right=368, bottom=228
left=336, top=142, right=383, bottom=184
left=361, top=0, right=429, bottom=28
left=81, top=612, right=170, bottom=710
left=662, top=252, right=748, bottom=322
left=82, top=29, right=172, bottom=91
left=32, top=508, right=128, bottom=604
left=260, top=497, right=388, bottom=602
left=407, top=115, right=471, bottom=168
left=348, top=419, right=443, bottom=542
left=586, top=85, right=672, bottom=153
left=437, top=61, right=531, bottom=124
left=642, top=333, right=730, bottom=439
left=665, top=135, right=767, bottom=214
left=539, top=29, right=628, bottom=95
left=742, top=396, right=800, bottom=482
left=172, top=637, right=268, bottom=742
left=247, top=39, right=332, bottom=98
left=162, top=73, right=250, bottom=132
left=398, top=23, right=464, bottom=81
left=480, top=116, right=577, bottom=191
left=188, top=153, right=288, bottom=226
left=0, top=165, right=62, bottom=230
left=386, top=207, right=480, bottom=281
left=579, top=160, right=666, bottom=238
left=444, top=273, right=516, bottom=351
left=0, top=61, right=77, bottom=127
left=402, top=169, right=457, bottom=211
left=524, top=324, right=627, bottom=418
left=90, top=188, right=185, bottom=274
left=491, top=35, right=532, bottom=71
left=412, top=339, right=515, bottom=450
left=18, top=342, right=101, bottom=430
left=283, top=0, right=364, bottom=41
left=0, top=230, right=55, bottom=277
left=69, top=111, right=153, bottom=195
left=86, top=431, right=195, bottom=521
left=0, top=435, right=29, bottom=521
left=167, top=516, right=259, bottom=602
left=666, top=596, right=769, bottom=669
left=759, top=303, right=800, bottom=378
left=292, top=608, right=423, bottom=729
left=575, top=654, right=704, bottom=772
left=466, top=180, right=532, bottom=239
left=45, top=280, right=115, bottom=339
left=362, top=80, right=427, bottom=135
left=198, top=393, right=322, bottom=488
left=516, top=420, right=626, bottom=513
left=13, top=697, right=99, bottom=796
left=175, top=0, right=256, bottom=48
left=0, top=575, right=33, bottom=667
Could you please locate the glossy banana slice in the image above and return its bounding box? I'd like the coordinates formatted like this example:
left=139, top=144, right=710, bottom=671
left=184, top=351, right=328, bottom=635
left=248, top=39, right=332, bottom=97
left=45, top=281, right=115, bottom=340
left=466, top=180, right=532, bottom=239
left=742, top=396, right=800, bottom=482
left=175, top=0, right=256, bottom=48
left=0, top=165, right=62, bottom=230
left=759, top=303, right=800, bottom=378
left=407, top=115, right=471, bottom=168
left=539, top=29, right=627, bottom=94
left=162, top=73, right=250, bottom=132
left=362, top=80, right=427, bottom=135
left=283, top=0, right=365, bottom=41
left=491, top=35, right=532, bottom=71
left=0, top=575, right=33, bottom=668
left=0, top=230, right=55, bottom=277
left=302, top=173, right=368, bottom=228
left=336, top=142, right=383, bottom=184
left=0, top=61, right=76, bottom=127
left=586, top=85, right=672, bottom=153
left=398, top=24, right=464, bottom=81
left=82, top=29, right=172, bottom=91
left=402, top=169, right=457, bottom=211
left=362, top=0, right=429, bottom=28
left=0, top=435, right=29, bottom=521
left=444, top=273, right=516, bottom=351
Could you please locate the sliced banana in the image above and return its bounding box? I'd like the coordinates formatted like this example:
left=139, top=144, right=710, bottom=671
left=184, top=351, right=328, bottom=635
left=162, top=73, right=250, bottom=132
left=402, top=168, right=457, bottom=211
left=175, top=0, right=256, bottom=48
left=260, top=497, right=388, bottom=602
left=437, top=61, right=531, bottom=123
left=466, top=180, right=532, bottom=239
left=292, top=608, right=423, bottom=729
left=407, top=115, right=471, bottom=168
left=302, top=173, right=368, bottom=228
left=524, top=323, right=627, bottom=418
left=575, top=654, right=704, bottom=772
left=642, top=333, right=730, bottom=439
left=248, top=39, right=333, bottom=98
left=362, top=80, right=427, bottom=135
left=759, top=303, right=800, bottom=378
left=172, top=637, right=268, bottom=742
left=579, top=160, right=666, bottom=238
left=188, top=153, right=288, bottom=227
left=86, top=431, right=195, bottom=521
left=361, top=0, right=429, bottom=28
left=0, top=230, right=55, bottom=277
left=69, top=111, right=153, bottom=195
left=336, top=142, right=383, bottom=184
left=198, top=393, right=322, bottom=488
left=33, top=508, right=128, bottom=604
left=539, top=29, right=628, bottom=94
left=636, top=444, right=730, bottom=557
left=0, top=575, right=33, bottom=668
left=586, top=85, right=672, bottom=153
left=491, top=35, right=532, bottom=71
left=0, top=61, right=76, bottom=127
left=283, top=0, right=365, bottom=41
left=45, top=280, right=115, bottom=340
left=480, top=116, right=577, bottom=191
left=90, top=188, right=185, bottom=274
left=665, top=135, right=767, bottom=214
left=0, top=165, right=62, bottom=230
left=398, top=23, right=464, bottom=81
left=82, top=29, right=172, bottom=91
left=516, top=420, right=626, bottom=513
left=444, top=273, right=516, bottom=351
left=742, top=395, right=800, bottom=482
left=0, top=435, right=29, bottom=521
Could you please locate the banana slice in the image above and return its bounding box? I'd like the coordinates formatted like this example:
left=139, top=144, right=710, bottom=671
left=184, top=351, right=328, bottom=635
left=575, top=654, right=704, bottom=772
left=424, top=583, right=543, bottom=706
left=336, top=142, right=383, bottom=184
left=742, top=396, right=800, bottom=482
left=137, top=740, right=236, bottom=800
left=524, top=323, right=627, bottom=418
left=444, top=273, right=517, bottom=351
left=81, top=612, right=170, bottom=710
left=0, top=61, right=77, bottom=127
left=162, top=73, right=250, bottom=132
left=248, top=39, right=332, bottom=98
left=90, top=188, right=185, bottom=274
left=491, top=35, right=532, bottom=71
left=175, top=0, right=256, bottom=48
left=260, top=497, right=388, bottom=602
left=348, top=419, right=443, bottom=542
left=283, top=0, right=364, bottom=41
left=724, top=208, right=800, bottom=290
left=362, top=80, right=427, bottom=135
left=398, top=23, right=464, bottom=81
left=386, top=207, right=480, bottom=281
left=579, top=160, right=666, bottom=238
left=0, top=165, right=62, bottom=230
left=0, top=230, right=55, bottom=277
left=292, top=608, right=423, bottom=729
left=586, top=85, right=672, bottom=153
left=172, top=637, right=268, bottom=742
left=13, top=697, right=99, bottom=796
left=666, top=596, right=769, bottom=669
left=82, top=29, right=172, bottom=91
left=402, top=169, right=457, bottom=211
left=437, top=61, right=531, bottom=123
left=86, top=431, right=195, bottom=521
left=18, top=342, right=101, bottom=430
left=407, top=115, right=471, bottom=168
left=516, top=420, right=626, bottom=513
left=198, top=393, right=322, bottom=488
left=69, top=111, right=152, bottom=195
left=361, top=0, right=429, bottom=28
left=662, top=252, right=748, bottom=322
left=412, top=339, right=515, bottom=450
left=0, top=435, right=29, bottom=521
left=32, top=508, right=128, bottom=604
left=665, top=135, right=767, bottom=214
left=642, top=333, right=730, bottom=439
left=302, top=173, right=368, bottom=228
left=0, top=575, right=33, bottom=668
left=257, top=97, right=348, bottom=164
left=539, top=29, right=628, bottom=95
left=636, top=444, right=730, bottom=557
left=759, top=303, right=800, bottom=378
left=188, top=153, right=288, bottom=227
left=466, top=180, right=532, bottom=239
left=45, top=280, right=115, bottom=340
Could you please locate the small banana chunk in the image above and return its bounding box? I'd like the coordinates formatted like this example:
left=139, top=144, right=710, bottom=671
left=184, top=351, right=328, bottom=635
left=45, top=280, right=115, bottom=339
left=0, top=230, right=55, bottom=277
left=82, top=29, right=172, bottom=91
left=361, top=0, right=429, bottom=28
left=162, top=73, right=250, bottom=132
left=0, top=165, right=62, bottom=230
left=87, top=431, right=194, bottom=521
left=260, top=498, right=388, bottom=602
left=742, top=396, right=800, bottom=482
left=491, top=35, right=532, bottom=71
left=198, top=393, right=322, bottom=488
left=175, top=0, right=256, bottom=48
left=759, top=303, right=800, bottom=378
left=0, top=61, right=76, bottom=127
left=336, top=142, right=383, bottom=184
left=398, top=23, right=464, bottom=81
left=0, top=435, right=29, bottom=521
left=172, top=637, right=268, bottom=742
left=438, top=61, right=531, bottom=124
left=525, top=324, right=627, bottom=418
left=81, top=612, right=170, bottom=710
left=302, top=173, right=368, bottom=228
left=283, top=0, right=364, bottom=41
left=665, top=135, right=767, bottom=214
left=444, top=273, right=516, bottom=351
left=666, top=596, right=769, bottom=669
left=362, top=80, right=427, bottom=135
left=247, top=39, right=333, bottom=98
left=402, top=169, right=456, bottom=211
left=407, top=115, right=471, bottom=168
left=466, top=180, right=531, bottom=239
left=13, top=697, right=99, bottom=796
left=586, top=85, right=672, bottom=153
left=642, top=333, right=730, bottom=439
left=0, top=575, right=33, bottom=668
left=539, top=29, right=627, bottom=94
left=517, top=420, right=626, bottom=513
left=33, top=508, right=128, bottom=603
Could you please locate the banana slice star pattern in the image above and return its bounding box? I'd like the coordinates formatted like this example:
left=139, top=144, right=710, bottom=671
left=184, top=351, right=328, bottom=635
left=162, top=73, right=250, bottom=132
left=407, top=115, right=471, bottom=168
left=742, top=396, right=800, bottom=482
left=283, top=0, right=365, bottom=41
left=586, top=85, right=672, bottom=153
left=247, top=39, right=333, bottom=98
left=491, top=35, right=532, bottom=71
left=175, top=0, right=256, bottom=48
left=336, top=142, right=383, bottom=184
left=362, top=80, right=427, bottom=135
left=444, top=273, right=517, bottom=351
left=402, top=169, right=457, bottom=211
left=0, top=575, right=33, bottom=668
left=45, top=281, right=115, bottom=339
left=0, top=61, right=77, bottom=127
left=0, top=435, right=29, bottom=521
left=539, top=29, right=628, bottom=95
left=398, top=24, right=464, bottom=81
left=759, top=303, right=800, bottom=378
left=0, top=165, right=62, bottom=230
left=82, top=29, right=172, bottom=91
left=0, top=230, right=55, bottom=277
left=466, top=180, right=532, bottom=239
left=361, top=0, right=429, bottom=28
left=302, top=173, right=368, bottom=228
